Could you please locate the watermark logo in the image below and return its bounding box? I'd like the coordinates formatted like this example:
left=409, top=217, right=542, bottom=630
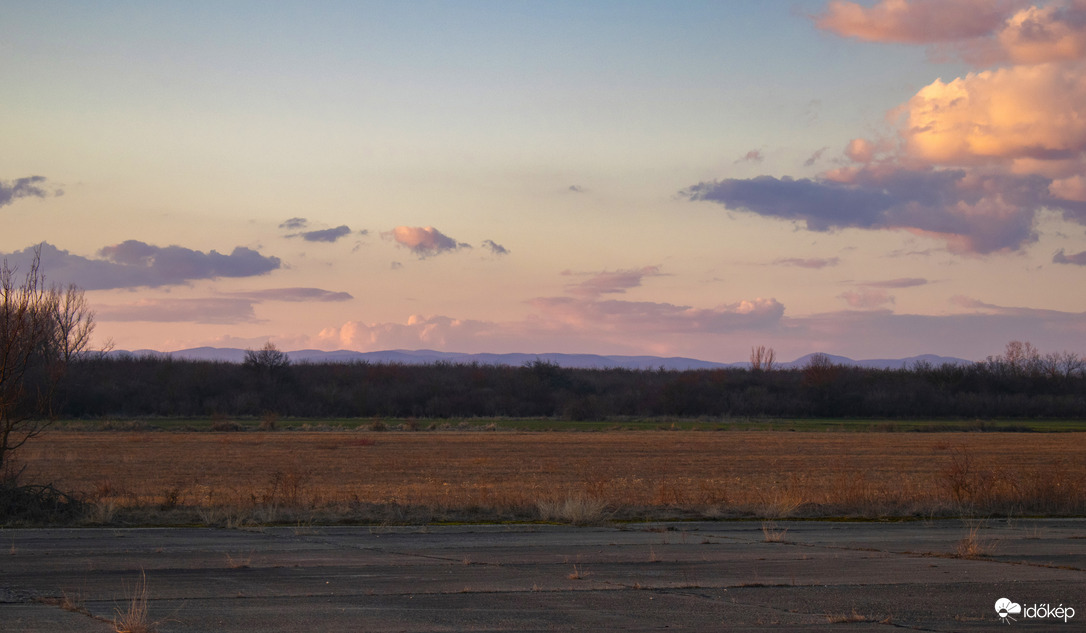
left=995, top=598, right=1075, bottom=624
left=995, top=598, right=1021, bottom=623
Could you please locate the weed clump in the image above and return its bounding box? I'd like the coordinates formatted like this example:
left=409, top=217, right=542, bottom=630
left=537, top=495, right=609, bottom=525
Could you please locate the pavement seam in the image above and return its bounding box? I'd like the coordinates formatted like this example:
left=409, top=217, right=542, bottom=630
left=695, top=530, right=1086, bottom=573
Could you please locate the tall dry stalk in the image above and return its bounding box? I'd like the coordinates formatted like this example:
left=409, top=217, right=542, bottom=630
left=113, top=570, right=155, bottom=633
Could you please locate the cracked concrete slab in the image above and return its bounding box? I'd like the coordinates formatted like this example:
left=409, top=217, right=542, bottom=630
left=2, top=519, right=1083, bottom=631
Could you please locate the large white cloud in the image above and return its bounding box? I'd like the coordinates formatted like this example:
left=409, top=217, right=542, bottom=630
left=900, top=62, right=1086, bottom=169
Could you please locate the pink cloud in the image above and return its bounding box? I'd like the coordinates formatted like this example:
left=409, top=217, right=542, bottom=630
left=311, top=297, right=1086, bottom=363
left=814, top=0, right=1025, bottom=44
left=385, top=226, right=469, bottom=258
left=899, top=62, right=1086, bottom=169
left=947, top=1, right=1086, bottom=65
left=316, top=294, right=785, bottom=358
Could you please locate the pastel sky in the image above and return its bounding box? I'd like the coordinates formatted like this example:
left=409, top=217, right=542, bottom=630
left=4, top=0, right=1086, bottom=362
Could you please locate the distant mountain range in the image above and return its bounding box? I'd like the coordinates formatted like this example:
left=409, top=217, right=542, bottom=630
left=107, top=347, right=974, bottom=371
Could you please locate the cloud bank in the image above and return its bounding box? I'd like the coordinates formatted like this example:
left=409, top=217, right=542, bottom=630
left=1, top=241, right=280, bottom=290
left=318, top=264, right=784, bottom=356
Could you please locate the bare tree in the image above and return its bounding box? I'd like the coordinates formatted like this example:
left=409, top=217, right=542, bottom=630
left=0, top=248, right=94, bottom=476
left=244, top=341, right=291, bottom=372
left=750, top=345, right=776, bottom=372
left=986, top=340, right=1043, bottom=376
left=51, top=284, right=95, bottom=364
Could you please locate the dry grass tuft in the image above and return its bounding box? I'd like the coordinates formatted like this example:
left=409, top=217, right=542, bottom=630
left=113, top=570, right=156, bottom=633
left=537, top=495, right=609, bottom=525
left=761, top=521, right=788, bottom=543
left=825, top=609, right=875, bottom=623
left=955, top=520, right=993, bottom=559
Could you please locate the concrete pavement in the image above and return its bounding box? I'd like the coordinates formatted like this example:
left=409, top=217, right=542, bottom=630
left=3, top=518, right=1084, bottom=631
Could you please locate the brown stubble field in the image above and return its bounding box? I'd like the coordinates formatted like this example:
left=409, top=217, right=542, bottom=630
left=14, top=430, right=1086, bottom=525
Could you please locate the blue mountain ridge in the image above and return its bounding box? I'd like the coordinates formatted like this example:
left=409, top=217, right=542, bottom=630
left=107, top=347, right=973, bottom=371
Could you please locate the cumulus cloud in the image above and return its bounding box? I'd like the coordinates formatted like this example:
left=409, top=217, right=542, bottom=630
left=899, top=62, right=1086, bottom=168
left=316, top=262, right=784, bottom=355
left=564, top=266, right=664, bottom=298
left=1, top=176, right=60, bottom=207
left=0, top=241, right=280, bottom=290
left=814, top=0, right=1026, bottom=44
left=682, top=2, right=1085, bottom=255
left=318, top=296, right=785, bottom=356
left=321, top=314, right=498, bottom=350
left=1053, top=248, right=1086, bottom=264
left=385, top=226, right=470, bottom=258
left=481, top=239, right=510, bottom=256
left=985, top=2, right=1086, bottom=64
left=97, top=298, right=258, bottom=324
left=228, top=287, right=354, bottom=302
left=838, top=288, right=895, bottom=309
left=773, top=257, right=840, bottom=269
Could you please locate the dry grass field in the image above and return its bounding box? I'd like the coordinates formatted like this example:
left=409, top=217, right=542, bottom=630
left=12, top=429, right=1086, bottom=525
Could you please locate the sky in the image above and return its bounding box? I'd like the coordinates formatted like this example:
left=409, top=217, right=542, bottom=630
left=3, top=0, right=1086, bottom=363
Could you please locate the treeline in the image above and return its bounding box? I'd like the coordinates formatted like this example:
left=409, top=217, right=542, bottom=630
left=55, top=345, right=1086, bottom=420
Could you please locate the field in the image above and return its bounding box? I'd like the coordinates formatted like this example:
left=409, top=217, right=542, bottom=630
left=13, top=427, right=1086, bottom=525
